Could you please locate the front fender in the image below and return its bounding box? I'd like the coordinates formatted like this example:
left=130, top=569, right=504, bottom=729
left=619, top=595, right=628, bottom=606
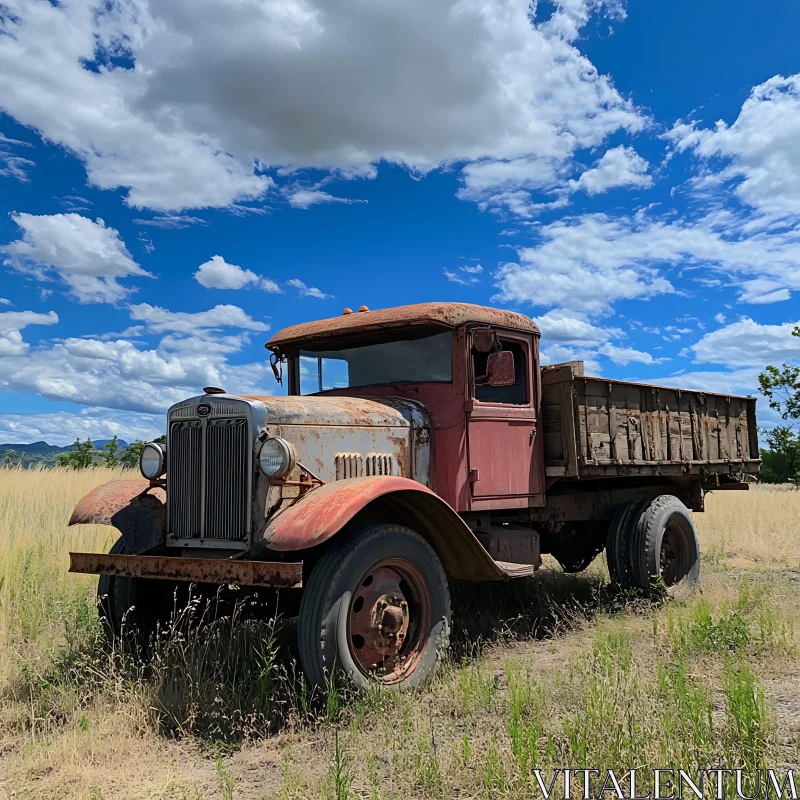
left=262, top=476, right=505, bottom=581
left=69, top=479, right=166, bottom=554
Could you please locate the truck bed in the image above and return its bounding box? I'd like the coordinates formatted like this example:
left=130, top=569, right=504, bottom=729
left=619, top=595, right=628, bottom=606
left=541, top=363, right=760, bottom=482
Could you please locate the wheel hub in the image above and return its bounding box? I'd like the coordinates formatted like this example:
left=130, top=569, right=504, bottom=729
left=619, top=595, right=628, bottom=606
left=347, top=560, right=431, bottom=683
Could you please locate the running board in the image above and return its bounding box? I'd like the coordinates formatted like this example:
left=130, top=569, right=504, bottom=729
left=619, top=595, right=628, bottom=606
left=69, top=552, right=303, bottom=588
left=494, top=561, right=536, bottom=579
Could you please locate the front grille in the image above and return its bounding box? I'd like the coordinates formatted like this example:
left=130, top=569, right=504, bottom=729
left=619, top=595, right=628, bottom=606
left=168, top=416, right=250, bottom=540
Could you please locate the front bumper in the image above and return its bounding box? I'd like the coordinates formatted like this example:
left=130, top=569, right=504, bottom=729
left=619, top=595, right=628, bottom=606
left=69, top=552, right=303, bottom=588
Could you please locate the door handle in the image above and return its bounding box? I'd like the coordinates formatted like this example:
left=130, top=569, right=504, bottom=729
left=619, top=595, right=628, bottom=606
left=529, top=428, right=537, bottom=444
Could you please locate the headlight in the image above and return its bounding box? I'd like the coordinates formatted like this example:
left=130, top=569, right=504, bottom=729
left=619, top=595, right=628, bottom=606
left=258, top=437, right=296, bottom=479
left=140, top=442, right=166, bottom=479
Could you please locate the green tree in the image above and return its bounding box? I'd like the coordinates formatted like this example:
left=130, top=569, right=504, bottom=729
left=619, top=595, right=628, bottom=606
left=759, top=426, right=800, bottom=485
left=758, top=326, right=800, bottom=421
left=57, top=438, right=97, bottom=469
left=103, top=435, right=120, bottom=467
left=3, top=449, right=19, bottom=467
left=120, top=435, right=166, bottom=469
left=120, top=440, right=145, bottom=469
left=758, top=327, right=800, bottom=485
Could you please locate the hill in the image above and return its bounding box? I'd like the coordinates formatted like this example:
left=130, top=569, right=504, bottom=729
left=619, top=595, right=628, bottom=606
left=2, top=439, right=131, bottom=467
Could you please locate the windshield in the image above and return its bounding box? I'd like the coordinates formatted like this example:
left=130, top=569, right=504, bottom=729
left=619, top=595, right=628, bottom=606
left=297, top=329, right=452, bottom=394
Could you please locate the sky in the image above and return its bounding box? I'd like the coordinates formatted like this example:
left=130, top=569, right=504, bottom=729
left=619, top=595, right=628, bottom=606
left=1, top=0, right=799, bottom=445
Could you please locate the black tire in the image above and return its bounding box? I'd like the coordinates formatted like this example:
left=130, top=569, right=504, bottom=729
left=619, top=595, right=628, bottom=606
left=629, top=495, right=700, bottom=595
left=606, top=500, right=648, bottom=587
left=297, top=525, right=451, bottom=691
left=97, top=536, right=166, bottom=645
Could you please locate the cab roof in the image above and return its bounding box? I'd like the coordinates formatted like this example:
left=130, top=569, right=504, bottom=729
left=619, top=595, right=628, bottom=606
left=266, top=302, right=540, bottom=349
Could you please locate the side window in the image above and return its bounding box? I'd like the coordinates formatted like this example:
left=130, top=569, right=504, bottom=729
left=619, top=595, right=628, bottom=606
left=473, top=340, right=528, bottom=405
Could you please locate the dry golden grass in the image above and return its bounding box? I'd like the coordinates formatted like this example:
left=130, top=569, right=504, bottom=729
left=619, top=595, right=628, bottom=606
left=0, top=469, right=798, bottom=799
left=696, top=484, right=800, bottom=566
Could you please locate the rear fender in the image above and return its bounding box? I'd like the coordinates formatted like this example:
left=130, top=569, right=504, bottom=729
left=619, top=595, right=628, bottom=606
left=262, top=476, right=504, bottom=581
left=69, top=479, right=166, bottom=554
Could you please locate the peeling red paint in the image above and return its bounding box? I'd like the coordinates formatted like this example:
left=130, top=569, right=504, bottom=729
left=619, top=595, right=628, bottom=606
left=69, top=480, right=165, bottom=527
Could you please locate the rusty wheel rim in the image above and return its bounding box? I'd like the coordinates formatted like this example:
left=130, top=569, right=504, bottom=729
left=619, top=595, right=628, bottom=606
left=660, top=521, right=690, bottom=585
left=346, top=558, right=432, bottom=684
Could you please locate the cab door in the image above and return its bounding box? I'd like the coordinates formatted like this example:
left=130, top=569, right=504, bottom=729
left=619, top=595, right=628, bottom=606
left=466, top=331, right=544, bottom=508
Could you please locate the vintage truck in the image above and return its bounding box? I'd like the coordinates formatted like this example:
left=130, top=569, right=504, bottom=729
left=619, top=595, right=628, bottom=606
left=69, top=302, right=760, bottom=689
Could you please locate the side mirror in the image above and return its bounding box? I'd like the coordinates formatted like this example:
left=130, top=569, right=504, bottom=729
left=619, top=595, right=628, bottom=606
left=487, top=351, right=515, bottom=387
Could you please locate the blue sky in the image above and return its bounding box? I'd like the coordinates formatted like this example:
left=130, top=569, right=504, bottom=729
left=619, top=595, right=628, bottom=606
left=1, top=0, right=799, bottom=445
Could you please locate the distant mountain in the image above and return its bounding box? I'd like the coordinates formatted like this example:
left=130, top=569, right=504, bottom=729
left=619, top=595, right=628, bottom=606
left=1, top=439, right=129, bottom=454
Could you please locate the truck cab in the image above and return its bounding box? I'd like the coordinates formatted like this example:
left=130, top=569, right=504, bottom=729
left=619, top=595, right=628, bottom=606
left=68, top=302, right=760, bottom=691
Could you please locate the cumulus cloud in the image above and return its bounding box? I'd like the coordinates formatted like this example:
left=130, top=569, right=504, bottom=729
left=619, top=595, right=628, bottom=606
left=534, top=310, right=622, bottom=343
left=194, top=255, right=282, bottom=293
left=129, top=303, right=270, bottom=334
left=2, top=213, right=150, bottom=303
left=668, top=74, right=800, bottom=216
left=690, top=318, right=800, bottom=367
left=287, top=279, right=331, bottom=299
left=0, top=309, right=59, bottom=358
left=597, top=342, right=667, bottom=366
left=494, top=210, right=800, bottom=315
left=0, top=0, right=640, bottom=212
left=569, top=145, right=652, bottom=195
left=0, top=301, right=277, bottom=415
left=0, top=408, right=165, bottom=447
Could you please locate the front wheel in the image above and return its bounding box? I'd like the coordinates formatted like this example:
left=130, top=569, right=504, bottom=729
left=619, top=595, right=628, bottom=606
left=297, top=525, right=451, bottom=691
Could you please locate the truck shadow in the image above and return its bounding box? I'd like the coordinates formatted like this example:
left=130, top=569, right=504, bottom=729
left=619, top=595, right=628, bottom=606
left=449, top=565, right=613, bottom=662
left=135, top=566, right=634, bottom=741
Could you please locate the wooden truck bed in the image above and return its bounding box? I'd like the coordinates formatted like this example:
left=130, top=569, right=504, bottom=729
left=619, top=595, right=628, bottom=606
left=541, top=363, right=760, bottom=482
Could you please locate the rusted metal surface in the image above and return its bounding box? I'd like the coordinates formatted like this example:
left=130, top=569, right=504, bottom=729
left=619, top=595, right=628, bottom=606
left=69, top=552, right=303, bottom=588
left=267, top=302, right=539, bottom=349
left=69, top=480, right=166, bottom=553
left=347, top=559, right=431, bottom=683
left=261, top=475, right=507, bottom=581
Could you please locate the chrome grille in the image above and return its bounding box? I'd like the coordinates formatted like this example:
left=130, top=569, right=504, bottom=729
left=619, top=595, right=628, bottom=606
left=167, top=414, right=251, bottom=540
left=168, top=421, right=202, bottom=537
left=204, top=418, right=249, bottom=539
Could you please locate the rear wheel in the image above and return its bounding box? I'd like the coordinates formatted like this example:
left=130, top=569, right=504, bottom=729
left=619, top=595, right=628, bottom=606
left=297, top=525, right=451, bottom=691
left=630, top=495, right=700, bottom=595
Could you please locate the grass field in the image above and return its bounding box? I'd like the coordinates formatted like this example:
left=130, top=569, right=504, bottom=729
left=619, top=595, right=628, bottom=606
left=0, top=467, right=799, bottom=799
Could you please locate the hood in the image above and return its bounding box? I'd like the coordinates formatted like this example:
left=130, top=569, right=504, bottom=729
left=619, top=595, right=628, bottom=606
left=239, top=394, right=422, bottom=429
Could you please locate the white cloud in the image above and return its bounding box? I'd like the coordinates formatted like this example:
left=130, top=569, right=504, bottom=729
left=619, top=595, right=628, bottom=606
left=737, top=278, right=791, bottom=305
left=287, top=279, right=331, bottom=299
left=194, top=255, right=282, bottom=293
left=0, top=0, right=640, bottom=212
left=133, top=215, right=209, bottom=229
left=691, top=318, right=800, bottom=368
left=444, top=264, right=483, bottom=285
left=0, top=309, right=59, bottom=358
left=494, top=210, right=800, bottom=314
left=287, top=190, right=364, bottom=210
left=129, top=303, right=270, bottom=334
left=669, top=74, right=800, bottom=216
left=569, top=145, right=652, bottom=195
left=2, top=213, right=150, bottom=303
left=0, top=298, right=12, bottom=306
left=534, top=310, right=621, bottom=344
left=0, top=131, right=34, bottom=182
left=0, top=408, right=164, bottom=447
left=0, top=309, right=58, bottom=331
left=714, top=313, right=726, bottom=324
left=597, top=342, right=667, bottom=366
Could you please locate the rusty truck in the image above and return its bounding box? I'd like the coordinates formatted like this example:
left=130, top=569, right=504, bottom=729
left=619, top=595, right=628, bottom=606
left=68, top=302, right=760, bottom=689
